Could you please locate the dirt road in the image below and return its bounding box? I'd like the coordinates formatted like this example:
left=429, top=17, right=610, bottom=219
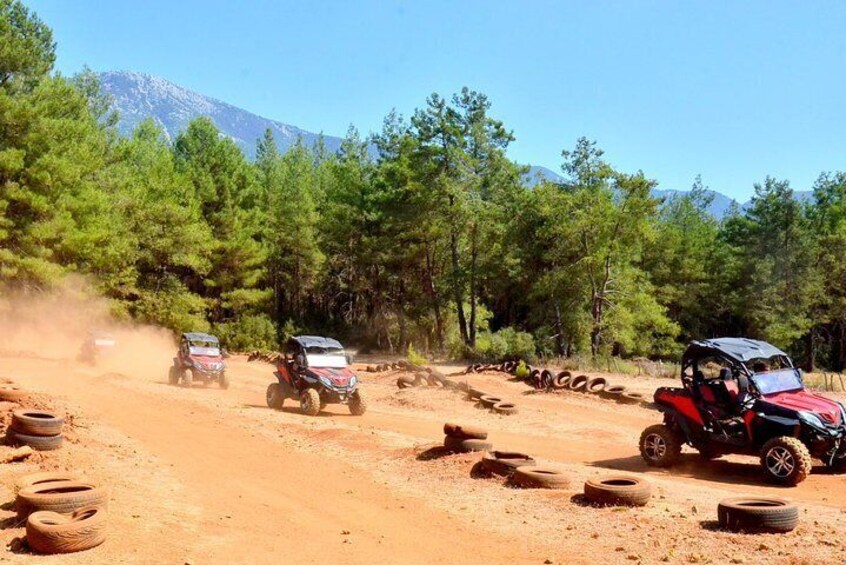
left=1, top=355, right=845, bottom=564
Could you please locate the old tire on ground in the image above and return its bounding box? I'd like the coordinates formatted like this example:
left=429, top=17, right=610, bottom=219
left=0, top=385, right=25, bottom=402
left=167, top=366, right=180, bottom=386
left=412, top=372, right=429, bottom=387
left=443, top=423, right=488, bottom=440
left=266, top=383, right=284, bottom=410
left=397, top=376, right=415, bottom=389
left=584, top=476, right=652, bottom=506
left=26, top=506, right=106, bottom=554
left=443, top=435, right=492, bottom=453
left=618, top=391, right=645, bottom=405
left=599, top=385, right=626, bottom=400
left=551, top=372, right=571, bottom=389
left=427, top=372, right=446, bottom=387
left=299, top=388, right=321, bottom=416
left=479, top=395, right=503, bottom=409
left=467, top=388, right=486, bottom=400
left=540, top=370, right=554, bottom=388
left=16, top=482, right=108, bottom=519
left=508, top=467, right=569, bottom=489
left=585, top=377, right=607, bottom=394
left=569, top=375, right=589, bottom=392
left=7, top=430, right=62, bottom=451
left=639, top=424, right=682, bottom=468
left=481, top=451, right=536, bottom=477
left=16, top=473, right=79, bottom=494
left=11, top=410, right=64, bottom=437
left=348, top=388, right=367, bottom=416
left=760, top=436, right=812, bottom=486
left=492, top=402, right=518, bottom=415
left=717, top=497, right=799, bottom=533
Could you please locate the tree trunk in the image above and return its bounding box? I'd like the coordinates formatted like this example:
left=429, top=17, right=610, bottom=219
left=468, top=223, right=478, bottom=348
left=554, top=303, right=565, bottom=356
left=450, top=229, right=469, bottom=346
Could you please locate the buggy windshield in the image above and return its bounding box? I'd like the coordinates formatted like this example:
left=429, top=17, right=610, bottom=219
left=751, top=368, right=804, bottom=395
left=189, top=345, right=220, bottom=356
left=305, top=348, right=346, bottom=368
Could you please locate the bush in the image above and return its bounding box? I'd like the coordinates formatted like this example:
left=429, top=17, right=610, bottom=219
left=214, top=314, right=278, bottom=351
left=465, top=326, right=536, bottom=362
left=406, top=343, right=427, bottom=367
left=515, top=360, right=529, bottom=379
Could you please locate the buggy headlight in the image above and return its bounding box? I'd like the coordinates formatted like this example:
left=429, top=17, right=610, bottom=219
left=799, top=411, right=826, bottom=430
left=318, top=376, right=333, bottom=388
left=349, top=376, right=357, bottom=388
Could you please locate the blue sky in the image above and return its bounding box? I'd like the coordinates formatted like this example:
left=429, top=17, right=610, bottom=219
left=27, top=0, right=846, bottom=200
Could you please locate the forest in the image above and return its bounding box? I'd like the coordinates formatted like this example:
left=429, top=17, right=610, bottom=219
left=2, top=0, right=846, bottom=369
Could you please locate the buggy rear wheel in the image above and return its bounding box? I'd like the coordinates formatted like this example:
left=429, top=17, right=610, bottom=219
left=300, top=388, right=321, bottom=416
left=639, top=424, right=682, bottom=468
left=168, top=366, right=179, bottom=386
left=181, top=370, right=193, bottom=388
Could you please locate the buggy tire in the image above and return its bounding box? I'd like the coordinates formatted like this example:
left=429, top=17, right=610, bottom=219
left=443, top=423, right=488, bottom=440
left=443, top=435, right=492, bottom=453
left=479, top=395, right=503, bottom=409
left=481, top=451, right=535, bottom=477
left=639, top=424, right=682, bottom=468
left=27, top=507, right=106, bottom=554
left=300, top=389, right=321, bottom=416
left=16, top=482, right=108, bottom=519
left=0, top=385, right=25, bottom=402
left=348, top=389, right=367, bottom=416
left=218, top=373, right=230, bottom=389
left=492, top=402, right=518, bottom=415
left=569, top=375, right=589, bottom=392
left=181, top=370, right=193, bottom=388
left=508, top=467, right=569, bottom=489
left=760, top=436, right=812, bottom=486
left=167, top=366, right=180, bottom=386
left=7, top=430, right=62, bottom=451
left=266, top=383, right=284, bottom=410
left=717, top=497, right=799, bottom=533
left=584, top=476, right=652, bottom=506
left=11, top=410, right=64, bottom=437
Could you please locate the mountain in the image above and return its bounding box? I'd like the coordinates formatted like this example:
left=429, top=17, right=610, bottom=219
left=523, top=165, right=563, bottom=187
left=99, top=71, right=343, bottom=157
left=650, top=188, right=739, bottom=219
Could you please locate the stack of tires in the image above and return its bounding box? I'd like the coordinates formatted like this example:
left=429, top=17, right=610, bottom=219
left=442, top=423, right=492, bottom=453
left=16, top=472, right=108, bottom=554
left=6, top=409, right=64, bottom=451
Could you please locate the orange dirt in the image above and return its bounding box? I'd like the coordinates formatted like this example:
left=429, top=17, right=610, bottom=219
left=0, top=352, right=845, bottom=564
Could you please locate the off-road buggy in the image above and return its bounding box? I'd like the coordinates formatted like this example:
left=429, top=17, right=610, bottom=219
left=77, top=331, right=117, bottom=365
left=265, top=335, right=366, bottom=416
left=639, top=337, right=846, bottom=485
left=168, top=332, right=229, bottom=389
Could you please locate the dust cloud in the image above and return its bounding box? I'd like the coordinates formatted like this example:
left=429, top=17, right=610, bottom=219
left=0, top=278, right=176, bottom=381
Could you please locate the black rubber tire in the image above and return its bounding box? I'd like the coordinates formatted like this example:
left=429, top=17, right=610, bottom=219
left=481, top=451, right=536, bottom=477
left=348, top=389, right=367, bottom=416
left=27, top=506, right=107, bottom=554
left=443, top=435, right=492, bottom=453
left=717, top=497, right=799, bottom=532
left=443, top=423, right=488, bottom=440
left=569, top=375, right=589, bottom=392
left=16, top=473, right=79, bottom=494
left=584, top=475, right=652, bottom=506
left=760, top=436, right=812, bottom=486
left=639, top=424, right=682, bottom=468
left=182, top=370, right=193, bottom=388
left=16, top=482, right=108, bottom=519
left=599, top=385, right=626, bottom=400
left=551, top=372, right=571, bottom=389
left=0, top=385, right=26, bottom=402
left=492, top=402, right=518, bottom=415
left=11, top=410, right=64, bottom=437
left=218, top=373, right=230, bottom=389
left=167, top=366, right=180, bottom=386
left=618, top=391, right=645, bottom=405
left=540, top=370, right=554, bottom=388
left=397, top=376, right=415, bottom=389
left=7, top=430, right=63, bottom=451
left=299, top=388, right=321, bottom=416
left=427, top=372, right=446, bottom=387
left=585, top=377, right=607, bottom=394
left=266, top=383, right=284, bottom=410
left=508, top=467, right=569, bottom=489
left=412, top=372, right=429, bottom=387
left=479, top=395, right=503, bottom=409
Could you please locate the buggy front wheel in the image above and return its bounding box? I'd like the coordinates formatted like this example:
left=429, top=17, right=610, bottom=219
left=760, top=436, right=811, bottom=486
left=219, top=373, right=230, bottom=389
left=300, top=389, right=321, bottom=416
left=348, top=388, right=367, bottom=416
